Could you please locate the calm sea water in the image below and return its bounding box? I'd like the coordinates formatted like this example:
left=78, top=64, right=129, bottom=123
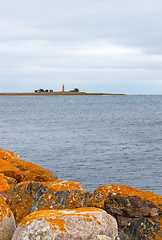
left=0, top=95, right=161, bottom=195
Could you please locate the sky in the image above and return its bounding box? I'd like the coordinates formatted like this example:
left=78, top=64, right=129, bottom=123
left=0, top=0, right=162, bottom=94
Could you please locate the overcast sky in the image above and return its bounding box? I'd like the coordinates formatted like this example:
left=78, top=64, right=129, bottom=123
left=0, top=0, right=162, bottom=94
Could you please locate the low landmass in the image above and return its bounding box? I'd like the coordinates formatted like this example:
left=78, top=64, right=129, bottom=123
left=0, top=92, right=127, bottom=96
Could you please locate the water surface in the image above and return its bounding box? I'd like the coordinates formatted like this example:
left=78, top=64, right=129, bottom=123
left=0, top=95, right=161, bottom=195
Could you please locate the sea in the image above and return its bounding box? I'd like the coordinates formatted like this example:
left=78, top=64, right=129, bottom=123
left=0, top=95, right=162, bottom=195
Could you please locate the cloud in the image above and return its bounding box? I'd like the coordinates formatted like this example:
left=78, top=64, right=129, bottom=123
left=0, top=0, right=162, bottom=93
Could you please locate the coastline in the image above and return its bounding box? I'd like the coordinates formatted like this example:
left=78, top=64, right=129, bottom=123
left=0, top=92, right=127, bottom=96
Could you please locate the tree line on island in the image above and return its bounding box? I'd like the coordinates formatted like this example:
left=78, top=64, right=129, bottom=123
left=35, top=88, right=79, bottom=93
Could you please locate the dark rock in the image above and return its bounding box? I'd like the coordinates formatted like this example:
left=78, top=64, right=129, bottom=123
left=116, top=218, right=162, bottom=240
left=104, top=193, right=161, bottom=230
left=7, top=181, right=99, bottom=225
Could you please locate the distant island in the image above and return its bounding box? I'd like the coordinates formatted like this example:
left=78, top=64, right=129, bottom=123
left=0, top=85, right=127, bottom=96
left=0, top=86, right=127, bottom=96
left=0, top=92, right=127, bottom=96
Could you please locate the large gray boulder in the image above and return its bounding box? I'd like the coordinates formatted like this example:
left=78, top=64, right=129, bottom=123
left=12, top=208, right=118, bottom=240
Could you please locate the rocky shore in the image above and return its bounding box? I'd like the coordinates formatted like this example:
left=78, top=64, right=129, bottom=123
left=0, top=147, right=161, bottom=239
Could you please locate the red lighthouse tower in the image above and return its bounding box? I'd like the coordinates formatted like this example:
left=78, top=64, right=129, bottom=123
left=62, top=84, right=64, bottom=92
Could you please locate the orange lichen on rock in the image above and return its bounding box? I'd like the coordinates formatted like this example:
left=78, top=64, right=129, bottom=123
left=93, top=184, right=162, bottom=211
left=47, top=218, right=67, bottom=232
left=0, top=174, right=17, bottom=192
left=0, top=159, right=22, bottom=182
left=22, top=166, right=57, bottom=182
left=0, top=195, right=13, bottom=222
left=7, top=181, right=86, bottom=225
left=0, top=195, right=16, bottom=240
left=19, top=207, right=105, bottom=228
left=12, top=207, right=118, bottom=240
left=41, top=180, right=85, bottom=192
left=160, top=215, right=162, bottom=227
left=0, top=148, right=21, bottom=162
left=7, top=181, right=43, bottom=225
left=0, top=148, right=57, bottom=183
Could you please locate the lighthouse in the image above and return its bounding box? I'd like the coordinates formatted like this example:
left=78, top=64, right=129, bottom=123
left=62, top=84, right=64, bottom=92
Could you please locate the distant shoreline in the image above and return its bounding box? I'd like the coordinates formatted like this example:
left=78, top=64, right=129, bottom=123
left=0, top=92, right=127, bottom=96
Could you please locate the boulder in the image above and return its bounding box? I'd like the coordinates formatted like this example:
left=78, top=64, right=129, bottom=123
left=12, top=207, right=118, bottom=240
left=104, top=193, right=161, bottom=230
left=117, top=218, right=162, bottom=240
left=0, top=147, right=58, bottom=182
left=7, top=181, right=96, bottom=224
left=92, top=185, right=162, bottom=211
left=0, top=195, right=16, bottom=240
left=89, top=184, right=162, bottom=230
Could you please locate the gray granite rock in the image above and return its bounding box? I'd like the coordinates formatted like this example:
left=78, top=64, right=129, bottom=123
left=12, top=208, right=118, bottom=240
